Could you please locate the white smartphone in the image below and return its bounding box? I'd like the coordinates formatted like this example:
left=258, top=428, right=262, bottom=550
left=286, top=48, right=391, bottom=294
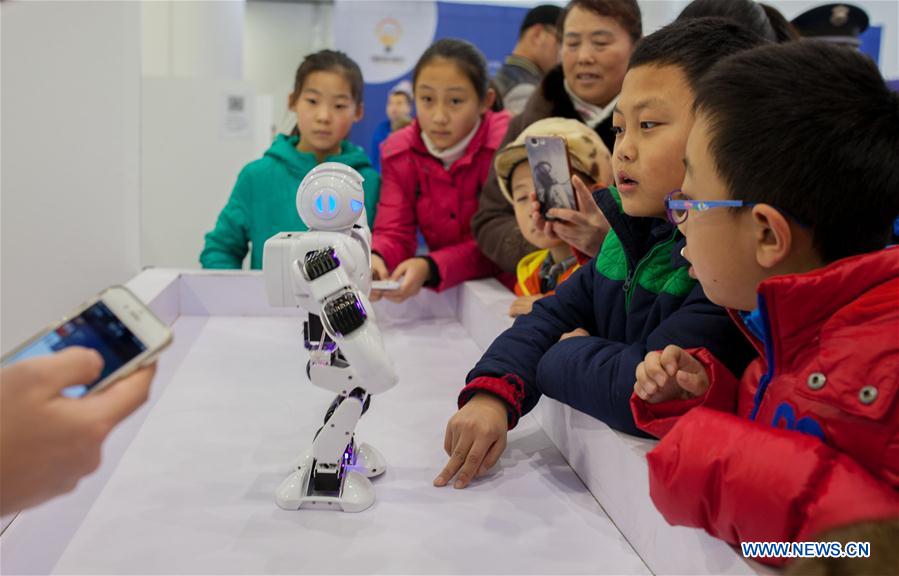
left=1, top=286, right=173, bottom=398
left=371, top=279, right=402, bottom=291
left=525, top=135, right=578, bottom=221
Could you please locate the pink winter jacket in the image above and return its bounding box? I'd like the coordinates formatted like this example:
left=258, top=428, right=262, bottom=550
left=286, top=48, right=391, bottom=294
left=372, top=110, right=511, bottom=291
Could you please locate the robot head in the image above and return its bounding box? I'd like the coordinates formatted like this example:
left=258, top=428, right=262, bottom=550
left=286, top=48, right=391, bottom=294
left=296, top=162, right=366, bottom=232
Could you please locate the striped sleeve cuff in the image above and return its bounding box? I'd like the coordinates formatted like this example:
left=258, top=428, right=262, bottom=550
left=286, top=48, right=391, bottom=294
left=458, top=374, right=525, bottom=429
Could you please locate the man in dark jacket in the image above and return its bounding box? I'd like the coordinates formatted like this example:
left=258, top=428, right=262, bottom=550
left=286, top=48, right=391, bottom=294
left=492, top=4, right=563, bottom=116
left=473, top=0, right=641, bottom=273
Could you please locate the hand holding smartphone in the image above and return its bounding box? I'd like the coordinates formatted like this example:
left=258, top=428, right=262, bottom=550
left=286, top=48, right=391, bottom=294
left=0, top=286, right=167, bottom=515
left=525, top=136, right=578, bottom=221
left=1, top=286, right=172, bottom=397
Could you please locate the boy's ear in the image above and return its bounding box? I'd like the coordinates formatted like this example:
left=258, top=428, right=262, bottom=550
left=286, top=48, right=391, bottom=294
left=482, top=88, right=497, bottom=113
left=524, top=25, right=542, bottom=47
left=751, top=204, right=792, bottom=270
left=354, top=102, right=365, bottom=123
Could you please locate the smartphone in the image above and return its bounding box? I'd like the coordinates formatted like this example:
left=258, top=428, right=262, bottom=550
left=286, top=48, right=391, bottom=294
left=371, top=279, right=402, bottom=291
left=304, top=313, right=335, bottom=351
left=1, top=286, right=172, bottom=398
left=525, top=135, right=578, bottom=221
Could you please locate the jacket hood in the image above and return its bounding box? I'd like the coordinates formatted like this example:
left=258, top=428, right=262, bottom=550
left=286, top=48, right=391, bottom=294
left=756, top=246, right=899, bottom=355
left=265, top=134, right=374, bottom=177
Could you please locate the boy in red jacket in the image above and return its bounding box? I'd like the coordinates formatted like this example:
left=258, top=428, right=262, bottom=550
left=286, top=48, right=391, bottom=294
left=629, top=41, right=899, bottom=568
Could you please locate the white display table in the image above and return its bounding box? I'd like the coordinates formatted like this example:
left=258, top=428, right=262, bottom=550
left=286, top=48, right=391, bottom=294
left=0, top=270, right=767, bottom=575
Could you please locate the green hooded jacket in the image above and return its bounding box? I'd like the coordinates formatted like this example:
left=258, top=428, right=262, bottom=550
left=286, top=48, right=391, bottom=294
left=200, top=134, right=381, bottom=269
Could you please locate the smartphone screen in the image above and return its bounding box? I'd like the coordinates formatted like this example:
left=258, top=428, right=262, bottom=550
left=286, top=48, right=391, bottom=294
left=525, top=136, right=577, bottom=220
left=2, top=301, right=147, bottom=398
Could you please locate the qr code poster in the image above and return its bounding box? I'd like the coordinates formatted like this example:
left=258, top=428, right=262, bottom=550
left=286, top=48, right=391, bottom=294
left=221, top=93, right=252, bottom=140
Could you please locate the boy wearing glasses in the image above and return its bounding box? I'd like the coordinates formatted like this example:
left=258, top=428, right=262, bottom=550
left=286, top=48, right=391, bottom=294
left=631, top=42, right=899, bottom=566
left=435, top=18, right=764, bottom=489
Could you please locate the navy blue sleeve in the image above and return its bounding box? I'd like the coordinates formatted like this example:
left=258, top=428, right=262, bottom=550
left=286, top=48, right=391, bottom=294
left=466, top=262, right=599, bottom=388
left=533, top=282, right=753, bottom=437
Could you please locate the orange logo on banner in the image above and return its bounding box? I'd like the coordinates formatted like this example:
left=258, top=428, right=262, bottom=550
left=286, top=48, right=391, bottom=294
left=375, top=18, right=402, bottom=53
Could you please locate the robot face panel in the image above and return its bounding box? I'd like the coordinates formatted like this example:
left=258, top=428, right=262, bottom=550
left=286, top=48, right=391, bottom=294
left=313, top=189, right=341, bottom=220
left=297, top=162, right=366, bottom=231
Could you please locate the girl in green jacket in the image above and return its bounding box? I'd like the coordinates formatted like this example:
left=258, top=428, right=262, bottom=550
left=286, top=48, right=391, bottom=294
left=200, top=50, right=380, bottom=269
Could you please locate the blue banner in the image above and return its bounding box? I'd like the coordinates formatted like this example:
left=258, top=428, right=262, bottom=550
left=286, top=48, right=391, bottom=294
left=859, top=24, right=882, bottom=66
left=336, top=0, right=529, bottom=165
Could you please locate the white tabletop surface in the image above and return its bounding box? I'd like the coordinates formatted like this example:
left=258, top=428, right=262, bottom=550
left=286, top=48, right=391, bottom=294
left=3, top=275, right=650, bottom=574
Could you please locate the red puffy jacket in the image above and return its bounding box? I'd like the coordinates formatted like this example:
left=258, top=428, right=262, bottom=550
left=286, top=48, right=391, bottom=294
left=631, top=247, right=899, bottom=564
left=372, top=110, right=510, bottom=291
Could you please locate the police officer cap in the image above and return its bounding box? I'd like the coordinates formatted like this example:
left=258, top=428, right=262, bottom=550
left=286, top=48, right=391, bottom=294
left=791, top=3, right=870, bottom=47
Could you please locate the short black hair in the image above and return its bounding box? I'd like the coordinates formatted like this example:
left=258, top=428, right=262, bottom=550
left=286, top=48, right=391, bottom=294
left=759, top=3, right=800, bottom=43
left=388, top=91, right=413, bottom=106
left=695, top=41, right=899, bottom=263
left=413, top=39, right=490, bottom=102
left=629, top=17, right=769, bottom=91
left=290, top=50, right=364, bottom=106
left=519, top=4, right=563, bottom=38
left=676, top=0, right=777, bottom=42
left=559, top=0, right=642, bottom=44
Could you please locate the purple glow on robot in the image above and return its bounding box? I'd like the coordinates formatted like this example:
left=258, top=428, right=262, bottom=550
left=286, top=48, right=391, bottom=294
left=337, top=442, right=354, bottom=481
left=354, top=299, right=367, bottom=319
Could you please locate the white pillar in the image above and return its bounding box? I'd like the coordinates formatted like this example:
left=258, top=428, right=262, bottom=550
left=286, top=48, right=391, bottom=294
left=1, top=1, right=142, bottom=353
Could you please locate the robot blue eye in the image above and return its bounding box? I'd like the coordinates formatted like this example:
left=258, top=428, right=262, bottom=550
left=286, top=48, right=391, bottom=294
left=351, top=200, right=363, bottom=213
left=316, top=194, right=338, bottom=214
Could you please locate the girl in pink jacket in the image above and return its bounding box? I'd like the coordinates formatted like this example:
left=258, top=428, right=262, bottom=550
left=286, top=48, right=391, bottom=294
left=370, top=39, right=511, bottom=302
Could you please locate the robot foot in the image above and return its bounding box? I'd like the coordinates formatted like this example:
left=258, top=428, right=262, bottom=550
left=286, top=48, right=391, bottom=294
left=275, top=466, right=375, bottom=513
left=353, top=442, right=387, bottom=478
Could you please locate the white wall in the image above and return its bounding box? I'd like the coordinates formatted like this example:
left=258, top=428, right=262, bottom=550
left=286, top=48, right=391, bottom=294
left=1, top=1, right=142, bottom=354
left=244, top=1, right=333, bottom=135
left=142, top=1, right=245, bottom=80
left=140, top=78, right=265, bottom=269
left=639, top=0, right=687, bottom=33
left=140, top=0, right=265, bottom=270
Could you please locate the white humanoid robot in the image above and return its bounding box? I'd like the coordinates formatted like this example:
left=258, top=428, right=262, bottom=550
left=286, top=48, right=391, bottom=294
left=263, top=162, right=397, bottom=513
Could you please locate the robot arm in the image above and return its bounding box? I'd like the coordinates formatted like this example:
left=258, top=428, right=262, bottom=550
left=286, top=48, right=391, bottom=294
left=264, top=162, right=396, bottom=395
left=295, top=243, right=397, bottom=395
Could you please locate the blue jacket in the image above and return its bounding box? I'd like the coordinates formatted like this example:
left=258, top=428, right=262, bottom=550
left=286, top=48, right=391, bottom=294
left=461, top=187, right=756, bottom=437
left=369, top=119, right=392, bottom=173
